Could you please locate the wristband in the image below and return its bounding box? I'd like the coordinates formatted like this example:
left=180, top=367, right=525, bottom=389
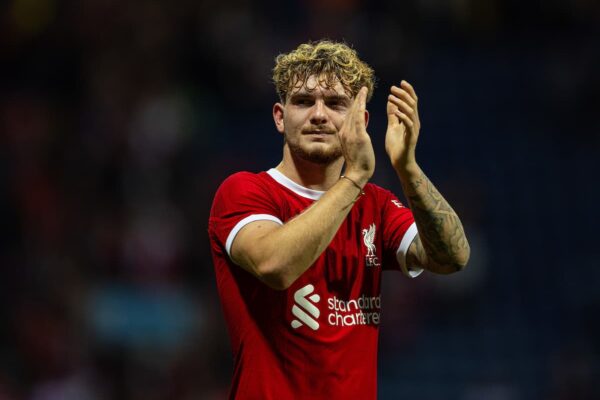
left=340, top=175, right=365, bottom=196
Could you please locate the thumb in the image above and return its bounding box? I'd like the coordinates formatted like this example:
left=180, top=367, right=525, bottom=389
left=386, top=101, right=400, bottom=128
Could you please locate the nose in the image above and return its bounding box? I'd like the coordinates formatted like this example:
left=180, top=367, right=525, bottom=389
left=309, top=100, right=328, bottom=125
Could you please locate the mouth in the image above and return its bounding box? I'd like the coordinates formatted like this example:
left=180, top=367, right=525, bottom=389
left=303, top=131, right=334, bottom=142
left=303, top=130, right=335, bottom=136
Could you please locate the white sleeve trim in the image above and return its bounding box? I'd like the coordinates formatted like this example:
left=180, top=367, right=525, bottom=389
left=396, top=222, right=423, bottom=278
left=225, top=214, right=283, bottom=257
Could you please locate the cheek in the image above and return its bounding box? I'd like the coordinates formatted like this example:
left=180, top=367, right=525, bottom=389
left=284, top=111, right=304, bottom=127
left=283, top=115, right=304, bottom=137
left=332, top=114, right=346, bottom=130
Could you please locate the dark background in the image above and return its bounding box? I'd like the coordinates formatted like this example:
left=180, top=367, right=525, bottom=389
left=1, top=0, right=599, bottom=399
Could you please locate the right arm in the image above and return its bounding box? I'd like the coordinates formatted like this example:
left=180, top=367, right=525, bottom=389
left=231, top=177, right=362, bottom=290
left=230, top=87, right=374, bottom=290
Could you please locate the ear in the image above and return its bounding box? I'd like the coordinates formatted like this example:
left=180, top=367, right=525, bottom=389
left=364, top=109, right=370, bottom=128
left=273, top=103, right=285, bottom=134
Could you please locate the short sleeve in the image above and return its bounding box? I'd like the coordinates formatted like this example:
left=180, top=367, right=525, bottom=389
left=209, top=172, right=283, bottom=259
left=379, top=189, right=423, bottom=278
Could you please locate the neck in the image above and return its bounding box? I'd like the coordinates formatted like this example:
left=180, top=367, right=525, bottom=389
left=276, top=146, right=344, bottom=191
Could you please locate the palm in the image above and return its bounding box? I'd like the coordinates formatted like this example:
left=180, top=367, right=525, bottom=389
left=385, top=103, right=410, bottom=165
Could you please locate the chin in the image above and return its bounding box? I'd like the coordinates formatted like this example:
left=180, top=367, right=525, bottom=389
left=292, top=144, right=342, bottom=165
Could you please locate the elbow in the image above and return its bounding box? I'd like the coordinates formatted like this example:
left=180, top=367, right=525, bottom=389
left=254, top=262, right=296, bottom=291
left=450, top=243, right=471, bottom=273
left=453, top=258, right=469, bottom=273
left=432, top=244, right=470, bottom=274
left=460, top=241, right=471, bottom=269
left=261, top=275, right=293, bottom=291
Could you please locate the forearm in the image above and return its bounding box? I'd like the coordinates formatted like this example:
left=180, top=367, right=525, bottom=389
left=397, top=163, right=470, bottom=273
left=244, top=177, right=362, bottom=289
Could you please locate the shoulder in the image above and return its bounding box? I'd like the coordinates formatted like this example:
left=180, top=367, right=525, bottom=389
left=364, top=182, right=388, bottom=195
left=362, top=182, right=408, bottom=209
left=220, top=171, right=266, bottom=186
left=215, top=171, right=271, bottom=195
left=363, top=182, right=393, bottom=202
left=211, top=170, right=280, bottom=215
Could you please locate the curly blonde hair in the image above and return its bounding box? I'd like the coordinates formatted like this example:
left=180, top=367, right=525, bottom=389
left=273, top=40, right=375, bottom=103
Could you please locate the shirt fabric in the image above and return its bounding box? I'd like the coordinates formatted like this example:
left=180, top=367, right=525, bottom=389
left=208, top=168, right=421, bottom=400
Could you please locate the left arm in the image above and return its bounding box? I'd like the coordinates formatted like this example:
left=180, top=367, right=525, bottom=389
left=385, top=81, right=470, bottom=274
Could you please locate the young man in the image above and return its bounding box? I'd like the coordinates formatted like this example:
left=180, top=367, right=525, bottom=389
left=208, top=40, right=470, bottom=399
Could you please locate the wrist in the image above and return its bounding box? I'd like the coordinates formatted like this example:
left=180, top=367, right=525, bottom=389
left=341, top=169, right=371, bottom=189
left=340, top=175, right=365, bottom=195
left=394, top=161, right=421, bottom=182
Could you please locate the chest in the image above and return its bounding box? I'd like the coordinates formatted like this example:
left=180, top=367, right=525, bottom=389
left=279, top=195, right=384, bottom=293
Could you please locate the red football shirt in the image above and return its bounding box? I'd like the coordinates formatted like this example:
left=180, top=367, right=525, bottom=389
left=208, top=169, right=421, bottom=400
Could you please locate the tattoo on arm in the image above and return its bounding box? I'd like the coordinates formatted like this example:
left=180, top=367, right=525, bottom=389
left=409, top=174, right=427, bottom=191
left=403, top=171, right=469, bottom=273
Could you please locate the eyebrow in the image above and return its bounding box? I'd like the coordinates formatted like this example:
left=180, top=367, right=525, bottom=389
left=289, top=92, right=351, bottom=104
left=324, top=94, right=351, bottom=103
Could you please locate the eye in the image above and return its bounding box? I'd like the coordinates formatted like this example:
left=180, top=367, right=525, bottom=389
left=293, top=97, right=314, bottom=106
left=327, top=100, right=346, bottom=110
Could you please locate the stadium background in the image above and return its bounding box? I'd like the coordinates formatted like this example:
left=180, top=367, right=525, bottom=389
left=1, top=0, right=598, bottom=399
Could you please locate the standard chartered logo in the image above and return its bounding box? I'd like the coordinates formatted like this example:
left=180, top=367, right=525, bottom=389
left=290, top=284, right=382, bottom=330
left=291, top=284, right=321, bottom=331
left=327, top=295, right=381, bottom=326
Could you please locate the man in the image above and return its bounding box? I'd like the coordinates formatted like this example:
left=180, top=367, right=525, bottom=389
left=208, top=40, right=470, bottom=399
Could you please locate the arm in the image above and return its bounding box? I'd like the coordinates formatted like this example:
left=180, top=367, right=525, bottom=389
left=231, top=87, right=375, bottom=290
left=386, top=81, right=470, bottom=274
left=231, top=177, right=362, bottom=289
left=399, top=165, right=469, bottom=273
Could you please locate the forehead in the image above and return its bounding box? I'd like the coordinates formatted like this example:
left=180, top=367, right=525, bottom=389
left=289, top=74, right=350, bottom=98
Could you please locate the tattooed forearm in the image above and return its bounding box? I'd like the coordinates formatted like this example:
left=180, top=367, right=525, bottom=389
left=401, top=168, right=470, bottom=274
left=409, top=173, right=427, bottom=191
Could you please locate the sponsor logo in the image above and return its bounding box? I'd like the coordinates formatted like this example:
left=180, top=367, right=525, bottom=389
left=327, top=294, right=381, bottom=327
left=290, top=284, right=381, bottom=330
left=291, top=284, right=321, bottom=330
left=362, top=223, right=380, bottom=267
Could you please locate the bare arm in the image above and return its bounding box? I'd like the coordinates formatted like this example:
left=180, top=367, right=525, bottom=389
left=386, top=81, right=470, bottom=273
left=231, top=177, right=362, bottom=289
left=231, top=87, right=375, bottom=290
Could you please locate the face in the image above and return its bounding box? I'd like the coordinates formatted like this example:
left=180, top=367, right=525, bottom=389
left=273, top=75, right=354, bottom=165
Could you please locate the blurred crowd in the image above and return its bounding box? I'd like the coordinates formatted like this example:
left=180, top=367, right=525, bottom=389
left=1, top=0, right=599, bottom=399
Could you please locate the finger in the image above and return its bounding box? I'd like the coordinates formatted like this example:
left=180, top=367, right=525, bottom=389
left=355, top=86, right=367, bottom=114
left=351, top=86, right=366, bottom=107
left=390, top=86, right=416, bottom=107
left=386, top=100, right=398, bottom=116
left=348, top=87, right=365, bottom=120
left=344, top=88, right=362, bottom=120
left=341, top=88, right=366, bottom=139
left=400, top=80, right=418, bottom=102
left=391, top=85, right=420, bottom=122
left=388, top=95, right=414, bottom=116
left=353, top=87, right=368, bottom=130
left=394, top=110, right=414, bottom=129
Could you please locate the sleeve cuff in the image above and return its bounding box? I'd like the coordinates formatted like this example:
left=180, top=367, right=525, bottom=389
left=225, top=214, right=284, bottom=257
left=396, top=222, right=423, bottom=278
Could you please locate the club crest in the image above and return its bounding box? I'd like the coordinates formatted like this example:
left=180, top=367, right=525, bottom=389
left=362, top=223, right=380, bottom=267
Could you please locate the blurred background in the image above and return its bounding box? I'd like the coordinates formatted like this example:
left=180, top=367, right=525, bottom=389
left=1, top=0, right=599, bottom=399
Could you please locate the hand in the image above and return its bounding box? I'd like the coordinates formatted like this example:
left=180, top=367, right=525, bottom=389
left=385, top=80, right=421, bottom=173
left=338, top=86, right=375, bottom=187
